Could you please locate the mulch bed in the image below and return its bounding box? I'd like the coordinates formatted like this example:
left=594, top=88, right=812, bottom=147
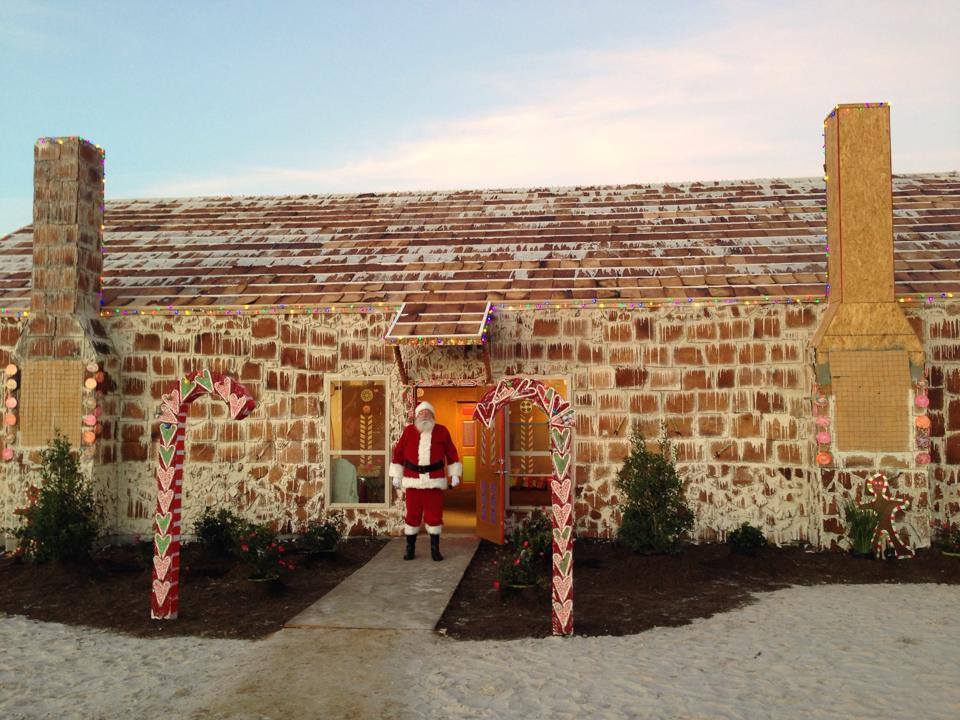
left=0, top=538, right=386, bottom=640
left=437, top=539, right=960, bottom=640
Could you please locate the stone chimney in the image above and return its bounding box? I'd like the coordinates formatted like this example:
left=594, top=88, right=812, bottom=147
left=29, top=137, right=104, bottom=336
left=12, top=137, right=113, bottom=449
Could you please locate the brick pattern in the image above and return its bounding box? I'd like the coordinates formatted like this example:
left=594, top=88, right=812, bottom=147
left=30, top=138, right=103, bottom=318
left=915, top=307, right=960, bottom=526
left=2, top=303, right=958, bottom=550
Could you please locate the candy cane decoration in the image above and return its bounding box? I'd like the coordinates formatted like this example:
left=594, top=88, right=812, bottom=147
left=474, top=378, right=575, bottom=636
left=151, top=370, right=255, bottom=619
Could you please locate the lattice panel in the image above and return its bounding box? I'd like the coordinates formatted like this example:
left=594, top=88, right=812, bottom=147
left=19, top=360, right=84, bottom=447
left=831, top=350, right=910, bottom=452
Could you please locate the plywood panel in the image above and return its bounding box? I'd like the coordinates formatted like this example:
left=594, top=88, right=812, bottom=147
left=832, top=105, right=894, bottom=303
left=831, top=350, right=909, bottom=452
left=19, top=360, right=84, bottom=447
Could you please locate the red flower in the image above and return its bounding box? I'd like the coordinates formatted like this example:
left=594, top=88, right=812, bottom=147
left=523, top=540, right=529, bottom=548
left=492, top=580, right=500, bottom=590
left=241, top=544, right=249, bottom=552
left=278, top=546, right=285, bottom=553
left=514, top=558, right=520, bottom=565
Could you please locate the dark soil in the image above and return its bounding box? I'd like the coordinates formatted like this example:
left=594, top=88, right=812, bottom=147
left=437, top=539, right=960, bottom=640
left=0, top=538, right=386, bottom=639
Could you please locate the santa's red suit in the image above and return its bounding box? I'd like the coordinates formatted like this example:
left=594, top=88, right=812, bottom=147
left=389, top=402, right=461, bottom=558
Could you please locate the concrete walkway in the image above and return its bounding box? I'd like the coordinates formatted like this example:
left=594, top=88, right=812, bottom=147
left=285, top=536, right=478, bottom=630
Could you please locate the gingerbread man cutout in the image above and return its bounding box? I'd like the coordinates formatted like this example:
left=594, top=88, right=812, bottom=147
left=860, top=473, right=914, bottom=559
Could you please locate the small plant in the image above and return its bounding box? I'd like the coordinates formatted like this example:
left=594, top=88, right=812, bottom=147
left=301, top=510, right=346, bottom=553
left=496, top=544, right=542, bottom=589
left=10, top=434, right=100, bottom=563
left=727, top=522, right=768, bottom=555
left=193, top=506, right=246, bottom=558
left=508, top=509, right=551, bottom=558
left=615, top=428, right=694, bottom=554
left=235, top=523, right=296, bottom=580
left=930, top=519, right=960, bottom=555
left=843, top=500, right=879, bottom=557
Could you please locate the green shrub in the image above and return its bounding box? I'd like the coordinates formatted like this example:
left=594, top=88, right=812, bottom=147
left=930, top=519, right=960, bottom=553
left=843, top=500, right=879, bottom=556
left=301, top=510, right=346, bottom=553
left=495, top=544, right=542, bottom=589
left=508, top=509, right=551, bottom=558
left=615, top=429, right=694, bottom=554
left=11, top=434, right=100, bottom=563
left=727, top=522, right=768, bottom=555
left=235, top=523, right=296, bottom=579
left=193, top=507, right=246, bottom=557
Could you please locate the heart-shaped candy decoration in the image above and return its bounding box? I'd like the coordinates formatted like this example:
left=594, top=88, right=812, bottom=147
left=214, top=378, right=232, bottom=401
left=228, top=393, right=247, bottom=419
left=553, top=574, right=573, bottom=602
left=157, top=466, right=175, bottom=491
left=153, top=554, right=172, bottom=581
left=158, top=489, right=175, bottom=514
left=158, top=445, right=176, bottom=469
left=194, top=370, right=214, bottom=394
left=551, top=477, right=572, bottom=504
left=158, top=405, right=179, bottom=425
left=552, top=452, right=570, bottom=480
left=553, top=550, right=572, bottom=576
left=153, top=579, right=172, bottom=607
left=552, top=525, right=572, bottom=552
left=155, top=512, right=173, bottom=535
left=553, top=598, right=573, bottom=632
left=154, top=533, right=171, bottom=557
left=159, top=423, right=178, bottom=446
left=179, top=377, right=198, bottom=401
left=552, top=502, right=571, bottom=528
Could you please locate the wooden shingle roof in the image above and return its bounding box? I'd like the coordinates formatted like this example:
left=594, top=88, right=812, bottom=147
left=1, top=173, right=958, bottom=318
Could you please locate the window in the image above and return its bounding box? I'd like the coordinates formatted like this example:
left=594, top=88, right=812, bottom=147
left=327, top=377, right=389, bottom=506
left=507, top=378, right=568, bottom=508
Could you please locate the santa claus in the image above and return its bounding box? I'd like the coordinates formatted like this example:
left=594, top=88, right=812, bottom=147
left=389, top=401, right=461, bottom=561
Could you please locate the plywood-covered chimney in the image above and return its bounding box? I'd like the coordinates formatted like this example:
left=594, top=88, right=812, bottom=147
left=811, top=104, right=923, bottom=452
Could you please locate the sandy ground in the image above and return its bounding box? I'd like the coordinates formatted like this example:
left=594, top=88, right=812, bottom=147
left=2, top=584, right=959, bottom=720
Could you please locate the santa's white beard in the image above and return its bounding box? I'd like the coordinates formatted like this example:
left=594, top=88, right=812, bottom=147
left=415, top=418, right=435, bottom=434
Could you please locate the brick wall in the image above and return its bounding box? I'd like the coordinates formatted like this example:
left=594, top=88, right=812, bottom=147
left=2, top=301, right=957, bottom=549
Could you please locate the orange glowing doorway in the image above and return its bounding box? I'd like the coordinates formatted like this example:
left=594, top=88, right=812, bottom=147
left=416, top=385, right=498, bottom=536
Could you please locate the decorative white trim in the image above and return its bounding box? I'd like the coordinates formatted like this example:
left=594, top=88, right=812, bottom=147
left=404, top=524, right=420, bottom=535
left=402, top=475, right=447, bottom=490
left=447, top=462, right=462, bottom=477
left=418, top=429, right=432, bottom=466
left=425, top=524, right=442, bottom=535
left=389, top=463, right=404, bottom=479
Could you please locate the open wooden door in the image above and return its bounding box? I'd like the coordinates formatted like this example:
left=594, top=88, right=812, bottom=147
left=475, top=407, right=505, bottom=544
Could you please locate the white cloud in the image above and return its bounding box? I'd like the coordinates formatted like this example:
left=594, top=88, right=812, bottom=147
left=141, top=0, right=960, bottom=197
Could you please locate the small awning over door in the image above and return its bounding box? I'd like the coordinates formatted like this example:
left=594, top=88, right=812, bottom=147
left=385, top=301, right=492, bottom=346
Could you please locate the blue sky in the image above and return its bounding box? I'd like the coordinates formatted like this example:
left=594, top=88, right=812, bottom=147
left=1, top=0, right=958, bottom=235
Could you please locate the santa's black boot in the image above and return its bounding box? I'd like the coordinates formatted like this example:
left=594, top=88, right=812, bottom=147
left=430, top=534, right=443, bottom=562
left=404, top=534, right=416, bottom=560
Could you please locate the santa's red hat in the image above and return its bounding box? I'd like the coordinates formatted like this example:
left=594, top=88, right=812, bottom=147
left=414, top=401, right=435, bottom=416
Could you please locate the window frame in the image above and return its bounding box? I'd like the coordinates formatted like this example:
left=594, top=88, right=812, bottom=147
left=324, top=374, right=392, bottom=509
left=505, top=374, right=573, bottom=511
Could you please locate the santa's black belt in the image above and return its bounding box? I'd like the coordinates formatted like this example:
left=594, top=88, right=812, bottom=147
left=403, top=459, right=444, bottom=473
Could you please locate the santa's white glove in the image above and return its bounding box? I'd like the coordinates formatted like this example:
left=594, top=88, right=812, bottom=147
left=450, top=477, right=460, bottom=488
left=392, top=476, right=401, bottom=489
